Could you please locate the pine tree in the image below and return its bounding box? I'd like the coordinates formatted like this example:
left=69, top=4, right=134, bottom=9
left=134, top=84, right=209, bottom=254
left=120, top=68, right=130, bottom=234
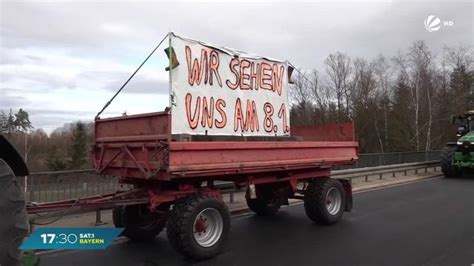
left=6, top=109, right=16, bottom=135
left=0, top=110, right=8, bottom=133
left=67, top=122, right=88, bottom=169
left=46, top=146, right=68, bottom=171
left=14, top=108, right=33, bottom=132
left=391, top=74, right=413, bottom=151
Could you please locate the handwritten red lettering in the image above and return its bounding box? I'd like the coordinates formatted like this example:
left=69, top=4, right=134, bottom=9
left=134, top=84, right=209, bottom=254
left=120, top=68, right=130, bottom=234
left=215, top=99, right=227, bottom=128
left=185, top=93, right=200, bottom=129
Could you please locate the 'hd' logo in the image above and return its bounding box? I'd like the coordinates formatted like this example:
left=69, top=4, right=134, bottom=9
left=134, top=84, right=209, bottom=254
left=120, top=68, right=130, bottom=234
left=424, top=15, right=454, bottom=32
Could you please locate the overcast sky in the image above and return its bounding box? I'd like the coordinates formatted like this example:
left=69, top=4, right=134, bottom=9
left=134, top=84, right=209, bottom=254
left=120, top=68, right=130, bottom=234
left=1, top=0, right=473, bottom=133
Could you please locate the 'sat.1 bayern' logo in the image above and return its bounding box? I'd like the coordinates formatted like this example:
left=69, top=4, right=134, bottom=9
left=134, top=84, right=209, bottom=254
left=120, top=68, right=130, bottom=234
left=424, top=15, right=441, bottom=32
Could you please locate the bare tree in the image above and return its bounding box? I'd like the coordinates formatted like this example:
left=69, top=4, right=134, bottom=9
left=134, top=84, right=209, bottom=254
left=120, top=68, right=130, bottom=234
left=308, top=70, right=332, bottom=124
left=324, top=52, right=352, bottom=121
left=289, top=70, right=312, bottom=125
left=443, top=45, right=474, bottom=114
left=394, top=41, right=435, bottom=151
left=373, top=54, right=393, bottom=151
left=443, top=45, right=473, bottom=70
left=411, top=42, right=433, bottom=151
left=351, top=58, right=379, bottom=152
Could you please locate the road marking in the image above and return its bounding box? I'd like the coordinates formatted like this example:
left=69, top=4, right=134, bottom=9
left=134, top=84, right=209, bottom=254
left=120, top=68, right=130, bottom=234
left=353, top=175, right=442, bottom=194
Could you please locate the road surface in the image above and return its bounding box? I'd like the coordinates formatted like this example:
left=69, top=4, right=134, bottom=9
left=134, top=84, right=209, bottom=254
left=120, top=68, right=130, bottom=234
left=39, top=176, right=474, bottom=266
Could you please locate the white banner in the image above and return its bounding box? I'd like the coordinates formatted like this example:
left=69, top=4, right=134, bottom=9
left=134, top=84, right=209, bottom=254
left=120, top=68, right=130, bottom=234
left=170, top=33, right=290, bottom=136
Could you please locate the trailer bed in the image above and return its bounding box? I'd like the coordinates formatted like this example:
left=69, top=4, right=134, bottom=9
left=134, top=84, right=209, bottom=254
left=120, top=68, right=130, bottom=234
left=93, top=112, right=358, bottom=180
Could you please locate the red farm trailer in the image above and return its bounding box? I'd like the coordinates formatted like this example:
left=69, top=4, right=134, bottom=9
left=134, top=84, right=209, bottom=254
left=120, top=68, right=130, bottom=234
left=89, top=111, right=358, bottom=259
left=26, top=33, right=358, bottom=260
left=27, top=113, right=358, bottom=259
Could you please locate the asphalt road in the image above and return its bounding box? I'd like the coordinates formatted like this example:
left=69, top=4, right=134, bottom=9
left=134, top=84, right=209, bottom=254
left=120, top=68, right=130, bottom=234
left=39, top=176, right=474, bottom=266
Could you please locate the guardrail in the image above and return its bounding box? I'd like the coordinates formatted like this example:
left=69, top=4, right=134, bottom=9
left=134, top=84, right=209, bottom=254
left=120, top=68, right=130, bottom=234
left=24, top=170, right=128, bottom=203
left=337, top=150, right=441, bottom=169
left=26, top=160, right=441, bottom=228
left=22, top=150, right=441, bottom=203
left=23, top=160, right=441, bottom=203
left=334, top=160, right=440, bottom=182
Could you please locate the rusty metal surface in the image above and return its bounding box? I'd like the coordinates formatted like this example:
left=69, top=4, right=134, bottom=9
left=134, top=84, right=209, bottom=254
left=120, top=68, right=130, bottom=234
left=92, top=143, right=166, bottom=180
left=95, top=111, right=170, bottom=139
left=93, top=140, right=357, bottom=179
left=92, top=112, right=358, bottom=180
left=167, top=141, right=358, bottom=176
left=291, top=122, right=355, bottom=141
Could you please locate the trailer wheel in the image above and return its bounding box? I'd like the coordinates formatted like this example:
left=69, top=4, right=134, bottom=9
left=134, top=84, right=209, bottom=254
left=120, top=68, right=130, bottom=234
left=0, top=159, right=29, bottom=266
left=441, top=146, right=461, bottom=178
left=166, top=195, right=231, bottom=260
left=245, top=187, right=282, bottom=216
left=121, top=204, right=165, bottom=241
left=304, top=178, right=346, bottom=225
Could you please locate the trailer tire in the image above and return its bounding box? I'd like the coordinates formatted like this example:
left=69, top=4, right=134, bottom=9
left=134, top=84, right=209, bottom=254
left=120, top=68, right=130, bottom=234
left=112, top=206, right=124, bottom=228
left=0, top=159, right=29, bottom=266
left=121, top=204, right=165, bottom=241
left=304, top=178, right=345, bottom=225
left=245, top=185, right=284, bottom=216
left=166, top=195, right=231, bottom=260
left=246, top=198, right=281, bottom=216
left=246, top=192, right=282, bottom=216
left=441, top=146, right=461, bottom=178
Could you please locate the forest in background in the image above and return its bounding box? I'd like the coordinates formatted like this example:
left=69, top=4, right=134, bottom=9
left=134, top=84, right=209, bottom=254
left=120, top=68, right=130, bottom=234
left=1, top=41, right=473, bottom=172
left=290, top=41, right=473, bottom=153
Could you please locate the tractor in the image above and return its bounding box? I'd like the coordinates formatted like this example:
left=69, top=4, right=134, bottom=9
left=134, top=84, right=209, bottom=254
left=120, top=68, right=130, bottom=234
left=441, top=110, right=474, bottom=177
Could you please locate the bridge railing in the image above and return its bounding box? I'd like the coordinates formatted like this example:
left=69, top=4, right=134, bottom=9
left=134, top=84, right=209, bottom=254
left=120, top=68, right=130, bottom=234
left=337, top=150, right=441, bottom=169
left=20, top=150, right=442, bottom=203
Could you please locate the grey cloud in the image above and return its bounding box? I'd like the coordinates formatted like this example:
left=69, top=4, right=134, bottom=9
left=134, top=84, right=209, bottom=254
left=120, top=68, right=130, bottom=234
left=2, top=2, right=472, bottom=68
left=75, top=70, right=168, bottom=94
left=1, top=51, right=45, bottom=66
left=102, top=75, right=169, bottom=94
left=1, top=51, right=24, bottom=65
left=339, top=2, right=474, bottom=59
left=1, top=1, right=472, bottom=132
left=0, top=90, right=31, bottom=109
left=26, top=109, right=96, bottom=132
left=1, top=68, right=76, bottom=91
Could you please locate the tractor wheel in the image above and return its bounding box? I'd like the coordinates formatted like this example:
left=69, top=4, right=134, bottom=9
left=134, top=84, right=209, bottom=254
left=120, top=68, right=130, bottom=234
left=166, top=194, right=231, bottom=260
left=304, top=178, right=346, bottom=225
left=441, top=146, right=461, bottom=178
left=121, top=204, right=166, bottom=241
left=0, top=159, right=29, bottom=266
left=245, top=186, right=282, bottom=216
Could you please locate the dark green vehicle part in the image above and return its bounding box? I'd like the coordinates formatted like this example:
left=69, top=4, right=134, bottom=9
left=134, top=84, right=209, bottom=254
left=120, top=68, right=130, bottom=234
left=0, top=135, right=30, bottom=266
left=441, top=110, right=474, bottom=177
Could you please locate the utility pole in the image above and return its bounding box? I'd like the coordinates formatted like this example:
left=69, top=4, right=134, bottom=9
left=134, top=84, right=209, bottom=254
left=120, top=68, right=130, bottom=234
left=24, top=129, right=28, bottom=193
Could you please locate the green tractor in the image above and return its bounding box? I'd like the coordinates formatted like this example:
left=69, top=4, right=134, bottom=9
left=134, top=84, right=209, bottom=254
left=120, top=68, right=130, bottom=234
left=441, top=110, right=474, bottom=177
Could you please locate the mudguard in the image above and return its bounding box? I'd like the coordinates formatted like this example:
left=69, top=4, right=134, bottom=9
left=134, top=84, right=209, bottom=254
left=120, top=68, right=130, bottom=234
left=339, top=179, right=353, bottom=212
left=0, top=135, right=29, bottom=176
left=0, top=159, right=29, bottom=266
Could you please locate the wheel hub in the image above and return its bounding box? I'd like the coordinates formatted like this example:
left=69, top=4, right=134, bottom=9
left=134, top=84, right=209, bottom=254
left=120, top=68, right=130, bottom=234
left=193, top=208, right=223, bottom=247
left=194, top=216, right=208, bottom=234
left=325, top=187, right=342, bottom=215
